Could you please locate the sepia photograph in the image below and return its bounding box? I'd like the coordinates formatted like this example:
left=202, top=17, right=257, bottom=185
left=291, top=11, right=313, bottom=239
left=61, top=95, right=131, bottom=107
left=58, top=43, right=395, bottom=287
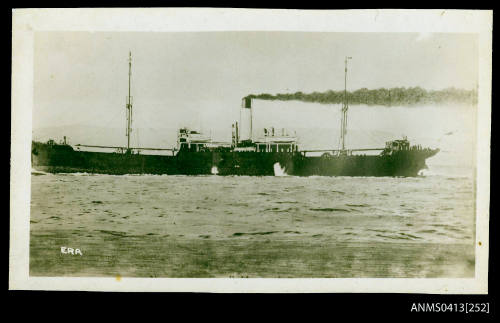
left=10, top=8, right=491, bottom=292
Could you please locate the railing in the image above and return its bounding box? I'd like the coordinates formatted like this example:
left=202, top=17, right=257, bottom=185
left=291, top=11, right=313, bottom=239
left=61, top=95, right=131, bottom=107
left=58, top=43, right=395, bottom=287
left=301, top=148, right=384, bottom=153
left=75, top=144, right=175, bottom=151
left=299, top=148, right=386, bottom=157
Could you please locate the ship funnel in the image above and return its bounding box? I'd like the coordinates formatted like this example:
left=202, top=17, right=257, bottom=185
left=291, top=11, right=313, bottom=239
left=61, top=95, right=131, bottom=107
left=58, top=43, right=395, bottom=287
left=239, top=97, right=253, bottom=141
left=244, top=97, right=252, bottom=109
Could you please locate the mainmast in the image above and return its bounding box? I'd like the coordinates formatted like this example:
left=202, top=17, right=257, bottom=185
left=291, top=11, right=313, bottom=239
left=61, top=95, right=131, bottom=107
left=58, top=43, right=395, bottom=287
left=126, top=51, right=133, bottom=152
left=340, top=56, right=352, bottom=152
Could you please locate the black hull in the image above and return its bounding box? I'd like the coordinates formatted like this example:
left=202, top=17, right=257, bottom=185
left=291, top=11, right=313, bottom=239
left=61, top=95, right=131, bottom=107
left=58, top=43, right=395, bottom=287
left=31, top=142, right=438, bottom=177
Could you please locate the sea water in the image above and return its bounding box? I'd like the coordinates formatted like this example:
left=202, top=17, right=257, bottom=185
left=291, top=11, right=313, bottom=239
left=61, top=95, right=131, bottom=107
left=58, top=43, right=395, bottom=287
left=30, top=171, right=475, bottom=245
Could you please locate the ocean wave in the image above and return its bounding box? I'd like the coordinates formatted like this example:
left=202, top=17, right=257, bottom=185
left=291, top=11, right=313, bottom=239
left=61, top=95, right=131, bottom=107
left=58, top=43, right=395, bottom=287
left=375, top=232, right=422, bottom=240
left=232, top=231, right=278, bottom=237
left=31, top=168, right=52, bottom=176
left=310, top=207, right=351, bottom=213
left=59, top=172, right=97, bottom=176
left=30, top=170, right=474, bottom=246
left=31, top=171, right=48, bottom=176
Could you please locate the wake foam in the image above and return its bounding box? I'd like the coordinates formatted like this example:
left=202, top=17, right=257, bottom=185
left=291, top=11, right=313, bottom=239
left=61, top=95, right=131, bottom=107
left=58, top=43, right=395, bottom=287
left=273, top=162, right=287, bottom=176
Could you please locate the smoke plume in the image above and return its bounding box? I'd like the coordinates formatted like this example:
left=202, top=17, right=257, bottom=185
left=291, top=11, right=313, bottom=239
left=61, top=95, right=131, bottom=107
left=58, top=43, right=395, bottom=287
left=244, top=87, right=477, bottom=106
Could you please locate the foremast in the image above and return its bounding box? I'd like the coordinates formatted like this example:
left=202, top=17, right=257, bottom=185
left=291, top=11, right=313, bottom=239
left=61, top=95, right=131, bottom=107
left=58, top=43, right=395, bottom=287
left=339, top=56, right=352, bottom=154
left=126, top=51, right=133, bottom=153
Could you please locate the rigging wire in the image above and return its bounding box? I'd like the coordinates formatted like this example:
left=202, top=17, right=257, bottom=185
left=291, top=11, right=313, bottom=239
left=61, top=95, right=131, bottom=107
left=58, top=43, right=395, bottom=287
left=74, top=107, right=125, bottom=146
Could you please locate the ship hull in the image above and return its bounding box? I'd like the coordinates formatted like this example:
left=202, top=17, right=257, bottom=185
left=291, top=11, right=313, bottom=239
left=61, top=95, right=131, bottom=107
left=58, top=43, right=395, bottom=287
left=31, top=141, right=438, bottom=177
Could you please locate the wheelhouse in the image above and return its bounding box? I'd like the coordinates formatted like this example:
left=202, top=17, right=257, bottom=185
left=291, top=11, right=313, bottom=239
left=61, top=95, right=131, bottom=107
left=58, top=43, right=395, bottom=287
left=177, top=128, right=212, bottom=152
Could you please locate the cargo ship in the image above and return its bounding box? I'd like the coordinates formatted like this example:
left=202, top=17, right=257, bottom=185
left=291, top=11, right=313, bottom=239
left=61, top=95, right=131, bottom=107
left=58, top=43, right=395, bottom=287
left=31, top=54, right=439, bottom=177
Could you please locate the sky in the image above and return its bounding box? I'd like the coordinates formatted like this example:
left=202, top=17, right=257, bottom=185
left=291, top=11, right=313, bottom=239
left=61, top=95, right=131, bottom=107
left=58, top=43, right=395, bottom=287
left=33, top=31, right=478, bottom=149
